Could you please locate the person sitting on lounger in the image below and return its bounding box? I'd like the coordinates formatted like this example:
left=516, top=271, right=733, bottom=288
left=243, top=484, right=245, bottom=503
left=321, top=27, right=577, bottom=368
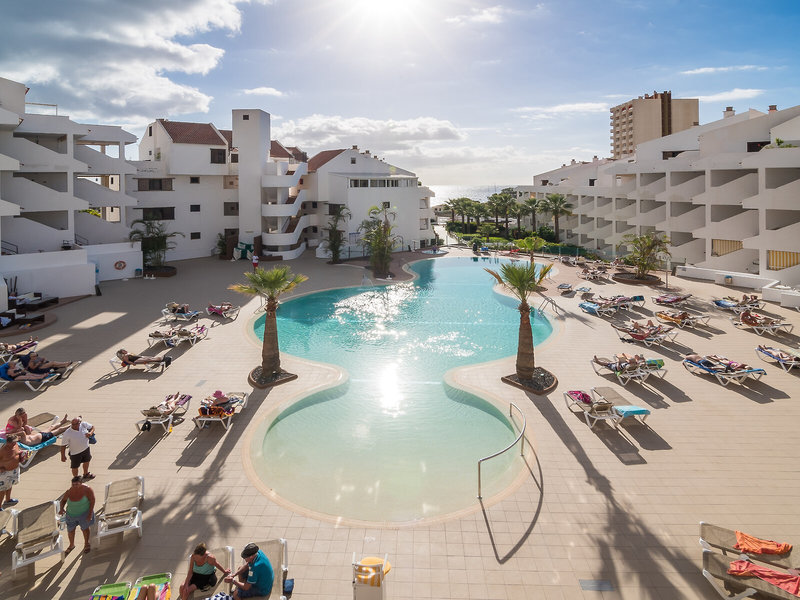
left=167, top=302, right=192, bottom=314
left=198, top=390, right=233, bottom=416
left=0, top=359, right=54, bottom=381
left=116, top=349, right=172, bottom=368
left=6, top=407, right=70, bottom=442
left=16, top=351, right=79, bottom=374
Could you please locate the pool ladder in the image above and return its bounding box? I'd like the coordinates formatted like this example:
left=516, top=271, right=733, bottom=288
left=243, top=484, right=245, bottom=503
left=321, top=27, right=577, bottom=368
left=477, top=402, right=526, bottom=499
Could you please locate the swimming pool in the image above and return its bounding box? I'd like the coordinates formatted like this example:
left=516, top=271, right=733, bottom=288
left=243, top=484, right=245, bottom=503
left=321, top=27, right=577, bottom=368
left=249, top=257, right=552, bottom=523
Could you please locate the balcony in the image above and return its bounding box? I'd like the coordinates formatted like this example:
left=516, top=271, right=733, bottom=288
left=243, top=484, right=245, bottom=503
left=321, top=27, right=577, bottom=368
left=628, top=177, right=666, bottom=200
left=261, top=162, right=308, bottom=189
left=593, top=223, right=613, bottom=241
left=586, top=202, right=613, bottom=219
left=262, top=214, right=311, bottom=246
left=4, top=176, right=87, bottom=212
left=694, top=210, right=758, bottom=241
left=655, top=175, right=705, bottom=204
left=74, top=178, right=137, bottom=207
left=0, top=151, right=20, bottom=171
left=0, top=137, right=86, bottom=172
left=0, top=106, right=19, bottom=129
left=262, top=189, right=307, bottom=218
left=612, top=203, right=636, bottom=220
left=74, top=145, right=136, bottom=176
left=743, top=220, right=800, bottom=252
left=692, top=172, right=757, bottom=206
left=743, top=177, right=800, bottom=211
left=574, top=219, right=596, bottom=235
left=655, top=206, right=705, bottom=233
left=669, top=238, right=705, bottom=265
left=628, top=204, right=666, bottom=227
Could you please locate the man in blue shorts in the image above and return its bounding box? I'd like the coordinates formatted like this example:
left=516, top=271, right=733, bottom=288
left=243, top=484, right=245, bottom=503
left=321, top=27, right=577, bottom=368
left=226, top=543, right=274, bottom=599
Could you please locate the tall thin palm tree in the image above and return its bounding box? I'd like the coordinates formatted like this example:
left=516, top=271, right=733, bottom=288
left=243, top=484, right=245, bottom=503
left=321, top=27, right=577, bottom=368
left=485, top=262, right=552, bottom=382
left=323, top=204, right=351, bottom=264
left=524, top=197, right=541, bottom=233
left=229, top=266, right=308, bottom=387
left=542, top=193, right=573, bottom=243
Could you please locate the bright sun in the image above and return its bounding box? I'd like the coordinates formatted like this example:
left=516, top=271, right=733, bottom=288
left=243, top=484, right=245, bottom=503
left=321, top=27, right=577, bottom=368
left=350, top=0, right=421, bottom=23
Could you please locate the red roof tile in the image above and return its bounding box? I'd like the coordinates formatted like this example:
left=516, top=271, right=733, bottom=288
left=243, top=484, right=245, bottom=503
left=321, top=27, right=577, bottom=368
left=308, top=149, right=346, bottom=172
left=219, top=129, right=234, bottom=149
left=158, top=119, right=226, bottom=145
left=270, top=140, right=292, bottom=159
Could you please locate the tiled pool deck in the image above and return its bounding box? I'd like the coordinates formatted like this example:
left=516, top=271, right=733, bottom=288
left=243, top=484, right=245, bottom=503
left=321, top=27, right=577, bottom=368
left=2, top=248, right=799, bottom=600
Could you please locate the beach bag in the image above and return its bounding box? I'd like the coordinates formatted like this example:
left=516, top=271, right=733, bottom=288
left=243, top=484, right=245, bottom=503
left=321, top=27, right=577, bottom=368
left=88, top=433, right=97, bottom=444
left=284, top=578, right=295, bottom=597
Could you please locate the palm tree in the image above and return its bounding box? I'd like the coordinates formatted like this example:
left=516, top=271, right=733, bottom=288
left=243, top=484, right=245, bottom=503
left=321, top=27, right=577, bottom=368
left=477, top=222, right=496, bottom=244
left=485, top=262, right=553, bottom=382
left=541, top=193, right=573, bottom=243
left=508, top=203, right=525, bottom=236
left=323, top=204, right=351, bottom=264
left=499, top=188, right=518, bottom=233
left=524, top=196, right=541, bottom=233
left=128, top=219, right=184, bottom=267
left=359, top=205, right=400, bottom=278
left=486, top=194, right=502, bottom=227
left=452, top=197, right=471, bottom=230
left=229, top=266, right=308, bottom=387
left=516, top=235, right=546, bottom=262
left=473, top=202, right=490, bottom=227
left=618, top=232, right=671, bottom=279
left=443, top=199, right=457, bottom=222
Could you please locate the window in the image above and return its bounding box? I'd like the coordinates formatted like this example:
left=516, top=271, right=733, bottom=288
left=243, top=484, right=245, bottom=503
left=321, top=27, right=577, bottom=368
left=223, top=176, right=238, bottom=189
left=190, top=204, right=200, bottom=212
left=383, top=202, right=390, bottom=209
left=224, top=228, right=238, bottom=239
left=190, top=232, right=201, bottom=240
left=223, top=202, right=239, bottom=216
left=311, top=226, right=318, bottom=233
left=747, top=141, right=770, bottom=152
left=588, top=179, right=596, bottom=186
left=148, top=126, right=152, bottom=136
left=190, top=176, right=200, bottom=184
left=137, top=178, right=173, bottom=191
left=141, top=207, right=175, bottom=220
left=388, top=180, right=399, bottom=187
left=419, top=219, right=429, bottom=230
left=231, top=154, right=238, bottom=163
left=210, top=149, right=226, bottom=164
left=349, top=179, right=369, bottom=188
left=350, top=157, right=356, bottom=164
left=109, top=176, right=114, bottom=185
left=242, top=114, right=249, bottom=120
left=312, top=202, right=318, bottom=208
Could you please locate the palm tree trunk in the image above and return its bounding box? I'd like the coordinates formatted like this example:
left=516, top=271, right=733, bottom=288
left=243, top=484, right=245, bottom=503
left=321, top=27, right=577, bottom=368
left=261, top=297, right=281, bottom=376
left=554, top=215, right=560, bottom=243
left=516, top=302, right=535, bottom=380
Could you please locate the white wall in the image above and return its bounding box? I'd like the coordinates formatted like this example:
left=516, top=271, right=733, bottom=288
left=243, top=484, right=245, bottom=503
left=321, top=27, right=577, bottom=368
left=85, top=242, right=143, bottom=281
left=0, top=250, right=95, bottom=297
left=233, top=109, right=270, bottom=247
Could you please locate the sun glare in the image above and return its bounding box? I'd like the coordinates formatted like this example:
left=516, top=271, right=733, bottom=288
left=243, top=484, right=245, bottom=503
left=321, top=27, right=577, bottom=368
left=352, top=0, right=419, bottom=21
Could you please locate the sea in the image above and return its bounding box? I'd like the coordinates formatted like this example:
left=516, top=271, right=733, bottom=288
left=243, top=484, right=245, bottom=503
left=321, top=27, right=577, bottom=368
left=427, top=184, right=522, bottom=206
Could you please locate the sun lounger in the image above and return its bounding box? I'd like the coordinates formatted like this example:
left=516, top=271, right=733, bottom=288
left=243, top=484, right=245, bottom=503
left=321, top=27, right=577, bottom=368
left=702, top=549, right=798, bottom=600
left=0, top=338, right=38, bottom=363
left=579, top=301, right=618, bottom=317
left=11, top=500, right=64, bottom=576
left=756, top=345, right=800, bottom=372
left=655, top=310, right=710, bottom=328
left=131, top=573, right=172, bottom=600
left=91, top=581, right=132, bottom=600
left=0, top=506, right=18, bottom=539
left=591, top=386, right=651, bottom=425
left=109, top=356, right=167, bottom=374
left=206, top=303, right=241, bottom=320
left=612, top=323, right=677, bottom=347
left=185, top=546, right=234, bottom=598
left=0, top=371, right=59, bottom=392
left=682, top=355, right=766, bottom=385
left=700, top=522, right=798, bottom=570
left=723, top=296, right=765, bottom=310
left=96, top=476, right=144, bottom=548
left=161, top=302, right=201, bottom=323
left=731, top=313, right=794, bottom=336
left=250, top=539, right=290, bottom=600
left=563, top=389, right=619, bottom=429
left=652, top=293, right=691, bottom=306
left=1, top=412, right=61, bottom=468
left=136, top=393, right=192, bottom=433
left=557, top=283, right=573, bottom=294
left=591, top=355, right=666, bottom=385
left=193, top=392, right=249, bottom=430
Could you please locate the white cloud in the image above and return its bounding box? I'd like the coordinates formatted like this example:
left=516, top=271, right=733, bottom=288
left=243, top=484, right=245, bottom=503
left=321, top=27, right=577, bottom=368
left=696, top=88, right=764, bottom=102
left=0, top=0, right=271, bottom=123
left=242, top=87, right=285, bottom=97
left=681, top=65, right=769, bottom=75
left=446, top=5, right=506, bottom=25
left=511, top=102, right=609, bottom=119
left=273, top=115, right=464, bottom=153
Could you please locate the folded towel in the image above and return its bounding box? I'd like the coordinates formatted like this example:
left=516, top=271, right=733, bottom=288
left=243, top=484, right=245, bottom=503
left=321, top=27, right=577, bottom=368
left=728, top=560, right=800, bottom=596
left=735, top=530, right=792, bottom=555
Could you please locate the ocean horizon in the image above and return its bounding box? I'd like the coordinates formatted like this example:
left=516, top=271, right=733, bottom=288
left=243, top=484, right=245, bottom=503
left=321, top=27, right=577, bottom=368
left=427, top=184, right=522, bottom=205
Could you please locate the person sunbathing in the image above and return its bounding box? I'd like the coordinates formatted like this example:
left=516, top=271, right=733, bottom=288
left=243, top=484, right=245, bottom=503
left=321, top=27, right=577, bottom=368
left=16, top=351, right=79, bottom=374
left=149, top=392, right=186, bottom=414
left=209, top=301, right=234, bottom=312
left=167, top=302, right=192, bottom=314
left=685, top=354, right=726, bottom=372
left=116, top=349, right=172, bottom=368
left=0, top=360, right=54, bottom=381
left=0, top=337, right=37, bottom=354
left=758, top=345, right=793, bottom=361
left=708, top=355, right=752, bottom=372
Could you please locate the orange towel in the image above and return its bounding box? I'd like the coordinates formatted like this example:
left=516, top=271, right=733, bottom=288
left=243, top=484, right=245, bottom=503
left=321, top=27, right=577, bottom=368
left=735, top=530, right=792, bottom=555
left=728, top=560, right=800, bottom=596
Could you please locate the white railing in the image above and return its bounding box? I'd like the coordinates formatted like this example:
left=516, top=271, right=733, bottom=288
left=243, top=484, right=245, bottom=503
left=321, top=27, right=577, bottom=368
left=477, top=402, right=526, bottom=499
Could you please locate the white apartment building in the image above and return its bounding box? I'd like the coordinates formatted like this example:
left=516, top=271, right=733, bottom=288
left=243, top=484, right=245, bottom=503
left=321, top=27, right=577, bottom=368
left=131, top=114, right=435, bottom=262
left=520, top=104, right=800, bottom=286
left=0, top=76, right=142, bottom=308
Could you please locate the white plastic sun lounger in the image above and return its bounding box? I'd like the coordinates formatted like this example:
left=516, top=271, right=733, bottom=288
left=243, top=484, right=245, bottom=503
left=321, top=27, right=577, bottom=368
left=96, top=476, right=145, bottom=548
left=193, top=392, right=249, bottom=430
left=11, top=500, right=64, bottom=577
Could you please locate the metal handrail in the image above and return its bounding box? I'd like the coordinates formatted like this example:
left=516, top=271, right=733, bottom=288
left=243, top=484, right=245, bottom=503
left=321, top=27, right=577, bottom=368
left=1, top=240, right=19, bottom=255
left=477, top=402, right=526, bottom=499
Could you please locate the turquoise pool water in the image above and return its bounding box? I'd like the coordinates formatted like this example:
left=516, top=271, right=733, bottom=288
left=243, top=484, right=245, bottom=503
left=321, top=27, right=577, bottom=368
left=250, top=257, right=552, bottom=522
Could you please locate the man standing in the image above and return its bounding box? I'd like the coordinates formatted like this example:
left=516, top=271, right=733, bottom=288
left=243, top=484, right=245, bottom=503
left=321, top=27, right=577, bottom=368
left=251, top=253, right=259, bottom=273
left=0, top=433, right=24, bottom=507
left=60, top=417, right=96, bottom=481
left=225, top=543, right=274, bottom=599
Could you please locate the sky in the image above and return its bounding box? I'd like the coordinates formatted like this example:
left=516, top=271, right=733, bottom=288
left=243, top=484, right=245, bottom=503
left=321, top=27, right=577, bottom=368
left=2, top=0, right=800, bottom=185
